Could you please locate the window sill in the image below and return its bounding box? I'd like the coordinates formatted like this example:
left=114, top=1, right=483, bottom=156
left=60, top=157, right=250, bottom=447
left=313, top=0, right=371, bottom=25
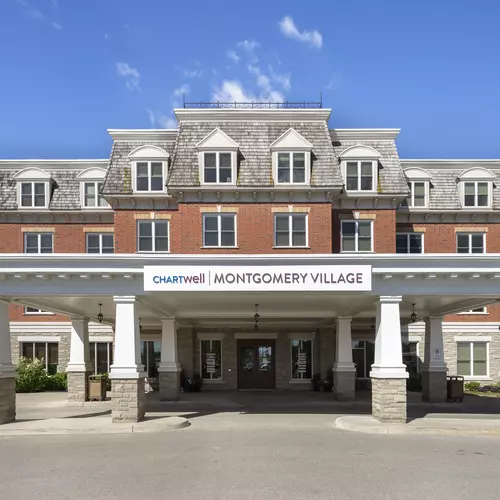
left=463, top=376, right=491, bottom=381
left=289, top=379, right=312, bottom=384
left=340, top=251, right=375, bottom=254
left=202, top=246, right=239, bottom=249
left=273, top=246, right=310, bottom=250
left=202, top=379, right=224, bottom=383
left=344, top=190, right=377, bottom=195
left=24, top=313, right=55, bottom=316
left=136, top=251, right=171, bottom=254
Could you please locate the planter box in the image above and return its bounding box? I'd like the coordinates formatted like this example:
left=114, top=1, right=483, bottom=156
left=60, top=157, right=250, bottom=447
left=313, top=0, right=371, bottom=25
left=88, top=376, right=107, bottom=401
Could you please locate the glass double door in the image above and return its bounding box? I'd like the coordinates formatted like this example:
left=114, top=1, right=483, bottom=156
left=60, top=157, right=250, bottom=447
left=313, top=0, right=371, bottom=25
left=237, top=339, right=275, bottom=389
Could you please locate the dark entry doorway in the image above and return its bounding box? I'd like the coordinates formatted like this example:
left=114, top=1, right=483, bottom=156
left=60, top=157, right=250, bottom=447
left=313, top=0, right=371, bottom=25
left=237, top=339, right=275, bottom=389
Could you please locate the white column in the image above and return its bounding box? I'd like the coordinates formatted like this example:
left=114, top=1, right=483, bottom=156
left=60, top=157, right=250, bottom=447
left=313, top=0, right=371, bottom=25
left=0, top=300, right=16, bottom=424
left=370, top=296, right=408, bottom=423
left=110, top=296, right=145, bottom=379
left=67, top=318, right=91, bottom=372
left=370, top=296, right=408, bottom=379
left=422, top=316, right=447, bottom=402
left=159, top=318, right=181, bottom=372
left=332, top=317, right=356, bottom=401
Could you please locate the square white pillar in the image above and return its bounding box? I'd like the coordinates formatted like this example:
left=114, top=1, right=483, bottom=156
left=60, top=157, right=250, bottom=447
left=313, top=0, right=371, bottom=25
left=67, top=317, right=92, bottom=404
left=158, top=318, right=181, bottom=401
left=422, top=316, right=448, bottom=402
left=0, top=300, right=16, bottom=424
left=370, top=296, right=408, bottom=423
left=110, top=296, right=147, bottom=422
left=332, top=317, right=356, bottom=401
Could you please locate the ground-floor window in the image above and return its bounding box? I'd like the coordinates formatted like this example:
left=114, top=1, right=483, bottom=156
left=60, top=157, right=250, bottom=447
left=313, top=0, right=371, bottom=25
left=457, top=341, right=488, bottom=377
left=352, top=340, right=375, bottom=378
left=20, top=342, right=58, bottom=374
left=201, top=339, right=222, bottom=380
left=291, top=339, right=312, bottom=380
left=89, top=342, right=113, bottom=374
left=141, top=340, right=161, bottom=381
left=402, top=341, right=420, bottom=374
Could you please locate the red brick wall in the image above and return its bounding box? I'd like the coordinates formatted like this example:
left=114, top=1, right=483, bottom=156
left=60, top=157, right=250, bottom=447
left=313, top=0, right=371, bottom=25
left=115, top=203, right=332, bottom=254
left=444, top=302, right=500, bottom=322
left=9, top=303, right=69, bottom=322
left=395, top=223, right=500, bottom=253
left=332, top=210, right=396, bottom=253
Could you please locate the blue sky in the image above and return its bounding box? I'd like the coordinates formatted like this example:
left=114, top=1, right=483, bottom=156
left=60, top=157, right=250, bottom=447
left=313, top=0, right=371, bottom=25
left=1, top=0, right=499, bottom=159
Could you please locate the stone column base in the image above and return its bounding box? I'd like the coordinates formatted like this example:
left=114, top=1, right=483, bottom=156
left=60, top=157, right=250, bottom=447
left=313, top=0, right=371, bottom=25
left=67, top=371, right=91, bottom=404
left=159, top=371, right=181, bottom=401
left=111, top=378, right=146, bottom=423
left=0, top=378, right=16, bottom=424
left=422, top=370, right=447, bottom=402
left=371, top=378, right=407, bottom=423
left=333, top=370, right=355, bottom=401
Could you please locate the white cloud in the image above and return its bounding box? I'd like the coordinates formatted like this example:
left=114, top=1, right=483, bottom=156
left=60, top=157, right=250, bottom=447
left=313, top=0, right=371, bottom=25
left=184, top=68, right=202, bottom=78
left=269, top=66, right=291, bottom=91
left=147, top=109, right=177, bottom=129
left=51, top=22, right=62, bottom=30
left=16, top=0, right=62, bottom=29
left=227, top=50, right=239, bottom=63
left=236, top=40, right=260, bottom=62
left=279, top=16, right=323, bottom=48
left=212, top=81, right=255, bottom=102
left=115, top=62, right=141, bottom=91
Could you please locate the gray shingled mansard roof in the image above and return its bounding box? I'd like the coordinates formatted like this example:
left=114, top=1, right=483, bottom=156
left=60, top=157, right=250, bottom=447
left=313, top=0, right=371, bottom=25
left=168, top=121, right=343, bottom=188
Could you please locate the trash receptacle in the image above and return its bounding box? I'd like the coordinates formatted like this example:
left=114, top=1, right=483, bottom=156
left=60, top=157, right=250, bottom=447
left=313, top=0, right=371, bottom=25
left=447, top=376, right=464, bottom=402
left=88, top=374, right=107, bottom=401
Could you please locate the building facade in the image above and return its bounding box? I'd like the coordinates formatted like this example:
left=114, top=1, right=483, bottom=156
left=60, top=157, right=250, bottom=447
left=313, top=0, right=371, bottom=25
left=0, top=105, right=499, bottom=425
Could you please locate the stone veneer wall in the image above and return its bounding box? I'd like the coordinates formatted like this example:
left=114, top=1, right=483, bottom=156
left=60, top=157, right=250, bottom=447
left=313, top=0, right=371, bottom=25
left=0, top=378, right=16, bottom=424
left=111, top=378, right=146, bottom=422
left=67, top=371, right=91, bottom=403
left=372, top=378, right=407, bottom=422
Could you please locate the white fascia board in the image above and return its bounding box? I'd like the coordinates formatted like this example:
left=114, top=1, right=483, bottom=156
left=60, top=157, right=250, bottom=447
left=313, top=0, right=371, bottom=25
left=0, top=160, right=108, bottom=170
left=174, top=108, right=331, bottom=122
left=401, top=159, right=500, bottom=168
left=331, top=129, right=400, bottom=141
left=16, top=335, right=62, bottom=342
left=107, top=129, right=178, bottom=141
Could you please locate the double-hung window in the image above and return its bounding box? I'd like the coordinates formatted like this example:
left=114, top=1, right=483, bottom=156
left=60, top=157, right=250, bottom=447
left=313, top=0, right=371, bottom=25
left=24, top=307, right=53, bottom=315
left=457, top=341, right=488, bottom=378
left=345, top=161, right=374, bottom=191
left=203, top=152, right=233, bottom=183
left=24, top=233, right=53, bottom=253
left=137, top=220, right=169, bottom=252
left=396, top=233, right=423, bottom=253
left=463, top=181, right=489, bottom=207
left=86, top=233, right=114, bottom=253
left=203, top=214, right=236, bottom=247
left=291, top=339, right=313, bottom=380
left=136, top=161, right=164, bottom=192
left=90, top=341, right=113, bottom=374
left=406, top=181, right=427, bottom=207
left=277, top=152, right=306, bottom=184
left=274, top=214, right=307, bottom=247
left=341, top=220, right=373, bottom=252
left=201, top=339, right=222, bottom=380
left=21, top=341, right=59, bottom=374
left=456, top=233, right=485, bottom=253
left=83, top=182, right=108, bottom=207
left=21, top=182, right=46, bottom=208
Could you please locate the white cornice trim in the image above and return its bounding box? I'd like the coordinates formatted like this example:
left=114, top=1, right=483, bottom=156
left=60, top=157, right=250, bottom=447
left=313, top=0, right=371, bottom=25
left=331, top=129, right=400, bottom=141
left=16, top=335, right=62, bottom=342
left=174, top=108, right=331, bottom=122
left=401, top=159, right=500, bottom=168
left=0, top=160, right=108, bottom=169
left=107, top=129, right=178, bottom=141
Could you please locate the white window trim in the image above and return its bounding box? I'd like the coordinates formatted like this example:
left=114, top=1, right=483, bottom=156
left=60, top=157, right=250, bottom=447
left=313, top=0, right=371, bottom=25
left=132, top=160, right=167, bottom=193
left=85, top=233, right=115, bottom=254
left=136, top=220, right=170, bottom=253
left=18, top=181, right=50, bottom=209
left=19, top=340, right=58, bottom=371
left=341, top=160, right=377, bottom=193
left=89, top=340, right=112, bottom=374
left=23, top=232, right=53, bottom=254
left=456, top=232, right=486, bottom=254
left=396, top=232, right=424, bottom=254
left=202, top=213, right=237, bottom=248
left=458, top=307, right=488, bottom=315
left=290, top=338, right=313, bottom=382
left=273, top=213, right=309, bottom=248
left=199, top=151, right=237, bottom=185
left=273, top=151, right=310, bottom=185
left=340, top=220, right=374, bottom=253
left=455, top=338, right=490, bottom=380
left=23, top=307, right=54, bottom=316
left=81, top=181, right=109, bottom=209
left=406, top=180, right=429, bottom=209
left=460, top=180, right=492, bottom=209
left=200, top=339, right=223, bottom=381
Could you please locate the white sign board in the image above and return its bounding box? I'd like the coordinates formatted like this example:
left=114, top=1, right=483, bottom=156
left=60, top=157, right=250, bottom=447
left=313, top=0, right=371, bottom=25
left=144, top=265, right=372, bottom=292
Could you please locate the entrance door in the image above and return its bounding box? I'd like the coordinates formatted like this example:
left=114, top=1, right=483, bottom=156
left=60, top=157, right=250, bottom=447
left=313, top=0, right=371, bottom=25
left=237, top=339, right=275, bottom=389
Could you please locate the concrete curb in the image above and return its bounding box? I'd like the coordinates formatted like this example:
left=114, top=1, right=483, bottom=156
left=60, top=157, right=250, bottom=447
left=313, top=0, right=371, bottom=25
left=334, top=416, right=500, bottom=437
left=132, top=416, right=191, bottom=433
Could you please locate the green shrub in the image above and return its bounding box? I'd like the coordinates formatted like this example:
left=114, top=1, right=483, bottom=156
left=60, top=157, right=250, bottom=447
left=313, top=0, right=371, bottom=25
left=97, top=373, right=111, bottom=391
left=16, top=357, right=48, bottom=393
left=45, top=372, right=67, bottom=391
left=464, top=381, right=480, bottom=392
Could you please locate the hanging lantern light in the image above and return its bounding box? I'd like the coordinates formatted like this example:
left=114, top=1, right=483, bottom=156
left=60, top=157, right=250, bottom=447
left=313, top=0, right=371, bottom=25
left=410, top=303, right=417, bottom=323
left=97, top=303, right=103, bottom=323
left=253, top=304, right=260, bottom=332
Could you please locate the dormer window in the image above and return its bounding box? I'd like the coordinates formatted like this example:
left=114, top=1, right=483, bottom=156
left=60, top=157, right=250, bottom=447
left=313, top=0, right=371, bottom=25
left=458, top=168, right=495, bottom=209
left=339, top=145, right=380, bottom=194
left=270, top=128, right=312, bottom=185
left=77, top=167, right=110, bottom=209
left=128, top=145, right=169, bottom=193
left=203, top=152, right=233, bottom=183
left=196, top=128, right=239, bottom=186
left=14, top=168, right=51, bottom=210
left=402, top=167, right=432, bottom=208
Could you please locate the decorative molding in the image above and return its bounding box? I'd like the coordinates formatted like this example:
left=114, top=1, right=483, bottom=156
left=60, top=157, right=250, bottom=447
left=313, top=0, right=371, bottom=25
left=175, top=108, right=331, bottom=122
left=21, top=227, right=55, bottom=233
left=331, top=129, right=400, bottom=141
left=269, top=128, right=313, bottom=150
left=107, top=129, right=177, bottom=141
left=17, top=335, right=62, bottom=342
